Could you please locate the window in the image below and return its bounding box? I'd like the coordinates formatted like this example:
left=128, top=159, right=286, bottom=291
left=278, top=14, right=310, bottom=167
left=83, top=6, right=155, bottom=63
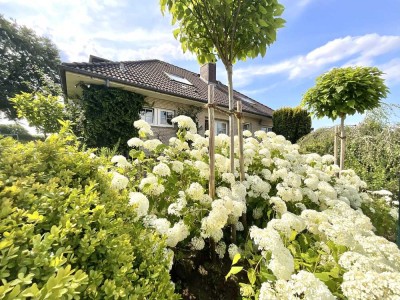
left=140, top=108, right=174, bottom=127
left=243, top=123, right=251, bottom=131
left=159, top=109, right=174, bottom=126
left=216, top=120, right=228, bottom=135
left=204, top=119, right=228, bottom=135
left=140, top=108, right=154, bottom=124
left=261, top=126, right=273, bottom=132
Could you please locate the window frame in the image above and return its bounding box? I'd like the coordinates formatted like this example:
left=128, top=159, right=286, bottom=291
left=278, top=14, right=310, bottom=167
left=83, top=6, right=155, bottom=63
left=158, top=109, right=174, bottom=127
left=260, top=126, right=273, bottom=132
left=243, top=123, right=251, bottom=132
left=216, top=120, right=228, bottom=135
left=204, top=118, right=228, bottom=135
left=140, top=107, right=175, bottom=127
left=140, top=108, right=154, bottom=124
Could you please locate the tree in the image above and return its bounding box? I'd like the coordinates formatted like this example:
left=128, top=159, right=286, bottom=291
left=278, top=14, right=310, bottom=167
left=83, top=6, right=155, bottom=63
left=10, top=92, right=65, bottom=138
left=302, top=66, right=389, bottom=170
left=160, top=0, right=285, bottom=178
left=0, top=15, right=61, bottom=119
left=273, top=106, right=311, bottom=143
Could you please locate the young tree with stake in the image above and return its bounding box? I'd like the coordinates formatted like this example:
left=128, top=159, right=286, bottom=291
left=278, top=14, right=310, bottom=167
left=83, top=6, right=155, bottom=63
left=302, top=66, right=389, bottom=170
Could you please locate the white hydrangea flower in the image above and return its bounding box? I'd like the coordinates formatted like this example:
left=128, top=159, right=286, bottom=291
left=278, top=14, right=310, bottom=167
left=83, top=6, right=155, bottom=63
left=186, top=182, right=204, bottom=201
left=166, top=220, right=190, bottom=247
left=236, top=221, right=244, bottom=231
left=139, top=174, right=165, bottom=196
left=128, top=192, right=149, bottom=218
left=194, top=160, right=209, bottom=179
left=221, top=172, right=236, bottom=185
left=127, top=137, right=143, bottom=148
left=190, top=236, right=205, bottom=250
left=169, top=137, right=190, bottom=151
left=171, top=115, right=197, bottom=134
left=215, top=241, right=226, bottom=259
left=171, top=160, right=184, bottom=174
left=243, top=130, right=252, bottom=137
left=270, top=196, right=287, bottom=215
left=111, top=155, right=131, bottom=168
left=143, top=139, right=162, bottom=152
left=153, top=163, right=171, bottom=177
left=149, top=218, right=171, bottom=235
left=134, top=119, right=153, bottom=137
left=111, top=172, right=129, bottom=190
left=228, top=244, right=240, bottom=261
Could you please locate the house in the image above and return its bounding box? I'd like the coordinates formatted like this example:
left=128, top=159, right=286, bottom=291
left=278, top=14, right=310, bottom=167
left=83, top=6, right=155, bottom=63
left=59, top=55, right=273, bottom=143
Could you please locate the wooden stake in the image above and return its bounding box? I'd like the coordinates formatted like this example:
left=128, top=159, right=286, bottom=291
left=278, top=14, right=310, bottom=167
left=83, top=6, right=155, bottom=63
left=340, top=116, right=346, bottom=171
left=208, top=84, right=216, bottom=200
left=237, top=100, right=247, bottom=236
left=208, top=84, right=216, bottom=262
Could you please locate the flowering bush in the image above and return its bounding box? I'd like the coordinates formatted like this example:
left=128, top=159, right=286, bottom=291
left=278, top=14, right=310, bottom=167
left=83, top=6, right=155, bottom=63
left=110, top=116, right=400, bottom=299
left=0, top=128, right=178, bottom=299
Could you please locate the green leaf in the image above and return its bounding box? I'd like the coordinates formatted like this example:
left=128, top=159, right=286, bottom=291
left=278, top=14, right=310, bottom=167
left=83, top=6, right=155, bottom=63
left=232, top=253, right=241, bottom=265
left=225, top=266, right=243, bottom=280
left=258, top=19, right=269, bottom=27
left=314, top=272, right=331, bottom=282
left=247, top=268, right=256, bottom=285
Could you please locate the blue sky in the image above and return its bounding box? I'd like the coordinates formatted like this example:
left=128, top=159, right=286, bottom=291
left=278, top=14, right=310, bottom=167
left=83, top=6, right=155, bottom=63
left=1, top=0, right=399, bottom=128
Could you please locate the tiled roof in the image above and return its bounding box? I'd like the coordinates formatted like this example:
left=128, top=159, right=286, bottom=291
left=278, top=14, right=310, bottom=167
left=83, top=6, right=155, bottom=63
left=60, top=59, right=273, bottom=118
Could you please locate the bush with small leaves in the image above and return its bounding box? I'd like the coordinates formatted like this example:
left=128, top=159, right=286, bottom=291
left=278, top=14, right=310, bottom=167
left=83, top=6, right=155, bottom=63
left=0, top=126, right=178, bottom=299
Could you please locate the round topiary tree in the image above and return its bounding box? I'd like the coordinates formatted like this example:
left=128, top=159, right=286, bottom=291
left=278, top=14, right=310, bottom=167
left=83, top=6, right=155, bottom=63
left=301, top=66, right=389, bottom=170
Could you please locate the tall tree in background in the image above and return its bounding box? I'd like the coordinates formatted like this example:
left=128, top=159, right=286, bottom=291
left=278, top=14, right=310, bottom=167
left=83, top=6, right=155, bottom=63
left=302, top=66, right=389, bottom=170
left=160, top=0, right=285, bottom=177
left=0, top=15, right=61, bottom=119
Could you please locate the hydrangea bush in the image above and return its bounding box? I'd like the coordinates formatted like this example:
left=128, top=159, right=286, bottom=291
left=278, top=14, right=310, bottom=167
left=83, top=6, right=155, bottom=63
left=109, top=116, right=400, bottom=299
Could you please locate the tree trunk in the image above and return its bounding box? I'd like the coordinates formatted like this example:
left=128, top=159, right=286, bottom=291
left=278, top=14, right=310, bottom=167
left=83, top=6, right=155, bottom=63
left=226, top=64, right=235, bottom=174
left=208, top=84, right=216, bottom=262
left=340, top=115, right=346, bottom=171
left=334, top=125, right=338, bottom=165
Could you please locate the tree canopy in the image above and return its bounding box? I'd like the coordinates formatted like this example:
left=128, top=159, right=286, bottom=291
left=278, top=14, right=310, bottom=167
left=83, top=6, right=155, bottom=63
left=0, top=15, right=61, bottom=119
left=160, top=0, right=285, bottom=67
left=301, top=66, right=389, bottom=120
left=10, top=92, right=65, bottom=137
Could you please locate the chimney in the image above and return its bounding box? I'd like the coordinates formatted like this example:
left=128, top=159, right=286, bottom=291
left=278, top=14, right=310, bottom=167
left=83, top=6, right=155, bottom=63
left=200, top=63, right=216, bottom=83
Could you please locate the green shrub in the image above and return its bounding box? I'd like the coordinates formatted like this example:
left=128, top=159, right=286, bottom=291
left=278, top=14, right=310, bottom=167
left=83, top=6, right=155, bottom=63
left=272, top=106, right=311, bottom=143
left=0, top=128, right=178, bottom=299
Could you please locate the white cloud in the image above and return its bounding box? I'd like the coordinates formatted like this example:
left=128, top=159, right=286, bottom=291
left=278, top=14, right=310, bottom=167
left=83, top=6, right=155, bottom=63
left=0, top=0, right=192, bottom=63
left=234, top=34, right=400, bottom=86
left=379, top=59, right=400, bottom=85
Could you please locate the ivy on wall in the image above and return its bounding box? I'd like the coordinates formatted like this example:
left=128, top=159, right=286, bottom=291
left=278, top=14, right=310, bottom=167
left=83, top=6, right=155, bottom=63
left=73, top=84, right=145, bottom=153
